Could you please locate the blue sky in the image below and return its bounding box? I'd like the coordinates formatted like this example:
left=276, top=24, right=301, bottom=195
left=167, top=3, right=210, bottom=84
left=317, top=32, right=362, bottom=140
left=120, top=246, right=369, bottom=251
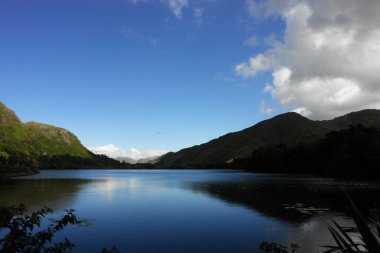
left=1, top=0, right=378, bottom=155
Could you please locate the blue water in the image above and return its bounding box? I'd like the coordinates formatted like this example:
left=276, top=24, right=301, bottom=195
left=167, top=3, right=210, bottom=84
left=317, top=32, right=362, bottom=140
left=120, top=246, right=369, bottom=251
left=1, top=169, right=380, bottom=252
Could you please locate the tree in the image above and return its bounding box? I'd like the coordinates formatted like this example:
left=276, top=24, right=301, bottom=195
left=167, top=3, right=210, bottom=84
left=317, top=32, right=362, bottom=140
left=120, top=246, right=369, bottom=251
left=0, top=205, right=118, bottom=253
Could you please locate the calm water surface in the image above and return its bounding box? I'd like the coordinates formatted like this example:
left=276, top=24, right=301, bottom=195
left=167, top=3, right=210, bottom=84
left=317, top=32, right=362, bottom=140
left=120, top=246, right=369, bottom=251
left=1, top=169, right=380, bottom=253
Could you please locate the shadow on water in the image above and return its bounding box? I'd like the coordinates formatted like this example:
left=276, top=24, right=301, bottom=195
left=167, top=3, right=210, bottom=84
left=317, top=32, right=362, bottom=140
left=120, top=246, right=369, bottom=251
left=185, top=175, right=380, bottom=252
left=0, top=178, right=100, bottom=211
left=186, top=175, right=380, bottom=225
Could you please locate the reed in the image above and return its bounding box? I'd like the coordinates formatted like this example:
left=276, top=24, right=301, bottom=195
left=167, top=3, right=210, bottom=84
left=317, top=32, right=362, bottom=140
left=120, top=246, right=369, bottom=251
left=322, top=193, right=380, bottom=253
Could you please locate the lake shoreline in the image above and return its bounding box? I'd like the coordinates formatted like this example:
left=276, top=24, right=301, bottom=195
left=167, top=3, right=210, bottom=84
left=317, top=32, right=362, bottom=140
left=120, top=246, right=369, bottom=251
left=4, top=170, right=40, bottom=179
left=32, top=167, right=380, bottom=180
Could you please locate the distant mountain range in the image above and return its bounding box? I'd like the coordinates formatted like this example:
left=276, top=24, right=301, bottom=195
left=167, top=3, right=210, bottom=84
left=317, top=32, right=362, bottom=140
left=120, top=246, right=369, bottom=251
left=157, top=109, right=380, bottom=168
left=114, top=155, right=161, bottom=164
left=2, top=100, right=380, bottom=174
left=88, top=144, right=166, bottom=164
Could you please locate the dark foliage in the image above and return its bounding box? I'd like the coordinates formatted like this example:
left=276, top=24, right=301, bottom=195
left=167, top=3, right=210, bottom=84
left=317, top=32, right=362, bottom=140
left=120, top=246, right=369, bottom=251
left=38, top=153, right=128, bottom=169
left=0, top=153, right=155, bottom=176
left=38, top=153, right=155, bottom=170
left=0, top=205, right=118, bottom=253
left=230, top=125, right=380, bottom=176
left=0, top=205, right=79, bottom=253
left=322, top=194, right=380, bottom=253
left=259, top=194, right=380, bottom=253
left=0, top=148, right=39, bottom=176
left=259, top=241, right=299, bottom=253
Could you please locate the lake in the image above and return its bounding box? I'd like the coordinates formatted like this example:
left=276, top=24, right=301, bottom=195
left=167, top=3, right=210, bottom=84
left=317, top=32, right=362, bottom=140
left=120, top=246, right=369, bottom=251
left=1, top=169, right=380, bottom=253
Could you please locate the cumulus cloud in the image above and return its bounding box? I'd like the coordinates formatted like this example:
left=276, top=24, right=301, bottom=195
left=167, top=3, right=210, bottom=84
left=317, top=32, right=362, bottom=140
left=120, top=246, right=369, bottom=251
left=243, top=35, right=258, bottom=47
left=129, top=0, right=189, bottom=20
left=263, top=83, right=275, bottom=94
left=168, top=0, right=189, bottom=19
left=194, top=7, right=204, bottom=26
left=129, top=0, right=150, bottom=4
left=88, top=144, right=168, bottom=160
left=238, top=0, right=380, bottom=119
left=120, top=27, right=158, bottom=46
left=235, top=54, right=272, bottom=78
left=260, top=101, right=274, bottom=115
left=293, top=107, right=312, bottom=117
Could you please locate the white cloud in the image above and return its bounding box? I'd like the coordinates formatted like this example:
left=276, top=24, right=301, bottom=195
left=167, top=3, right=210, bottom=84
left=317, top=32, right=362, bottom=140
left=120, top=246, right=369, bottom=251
left=129, top=0, right=150, bottom=4
left=260, top=101, right=274, bottom=115
left=293, top=107, right=312, bottom=117
left=238, top=0, right=380, bottom=119
left=120, top=27, right=159, bottom=46
left=235, top=54, right=272, bottom=78
left=88, top=144, right=168, bottom=160
left=128, top=0, right=189, bottom=20
left=243, top=35, right=258, bottom=47
left=194, top=7, right=204, bottom=26
left=120, top=27, right=144, bottom=41
left=168, top=0, right=189, bottom=19
left=263, top=83, right=275, bottom=94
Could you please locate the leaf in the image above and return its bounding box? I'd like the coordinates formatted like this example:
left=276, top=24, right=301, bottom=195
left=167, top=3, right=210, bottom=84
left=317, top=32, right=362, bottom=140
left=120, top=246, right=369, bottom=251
left=344, top=191, right=380, bottom=253
left=331, top=220, right=361, bottom=252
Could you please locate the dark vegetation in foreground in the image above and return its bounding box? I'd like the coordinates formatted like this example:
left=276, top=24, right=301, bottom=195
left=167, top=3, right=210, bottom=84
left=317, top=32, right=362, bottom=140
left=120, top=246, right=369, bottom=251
left=322, top=194, right=380, bottom=253
left=259, top=194, right=380, bottom=253
left=0, top=205, right=118, bottom=253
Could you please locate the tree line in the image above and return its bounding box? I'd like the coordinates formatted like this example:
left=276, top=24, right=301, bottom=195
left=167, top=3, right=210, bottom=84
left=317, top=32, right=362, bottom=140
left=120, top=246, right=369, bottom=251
left=229, top=125, right=380, bottom=176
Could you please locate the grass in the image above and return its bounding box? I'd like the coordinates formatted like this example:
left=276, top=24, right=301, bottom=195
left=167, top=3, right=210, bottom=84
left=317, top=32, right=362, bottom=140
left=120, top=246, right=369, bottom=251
left=322, top=192, right=380, bottom=253
left=259, top=192, right=380, bottom=253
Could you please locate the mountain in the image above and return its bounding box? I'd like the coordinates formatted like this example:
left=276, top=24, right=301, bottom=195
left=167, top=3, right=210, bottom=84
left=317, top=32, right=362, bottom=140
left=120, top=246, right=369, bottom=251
left=88, top=144, right=167, bottom=164
left=24, top=122, right=91, bottom=158
left=114, top=157, right=137, bottom=164
left=136, top=155, right=161, bottom=164
left=0, top=102, right=122, bottom=175
left=157, top=110, right=380, bottom=168
left=0, top=102, right=90, bottom=156
left=114, top=156, right=161, bottom=164
left=320, top=109, right=380, bottom=130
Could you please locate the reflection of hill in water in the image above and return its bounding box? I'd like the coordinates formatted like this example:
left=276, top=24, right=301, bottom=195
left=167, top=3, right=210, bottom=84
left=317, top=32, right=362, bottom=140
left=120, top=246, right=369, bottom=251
left=188, top=178, right=380, bottom=225
left=0, top=178, right=98, bottom=211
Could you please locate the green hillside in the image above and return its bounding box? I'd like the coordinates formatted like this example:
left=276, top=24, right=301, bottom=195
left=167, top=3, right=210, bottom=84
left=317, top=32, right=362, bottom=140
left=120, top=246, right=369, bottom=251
left=0, top=102, right=97, bottom=175
left=24, top=122, right=91, bottom=158
left=158, top=110, right=380, bottom=168
left=0, top=102, right=34, bottom=175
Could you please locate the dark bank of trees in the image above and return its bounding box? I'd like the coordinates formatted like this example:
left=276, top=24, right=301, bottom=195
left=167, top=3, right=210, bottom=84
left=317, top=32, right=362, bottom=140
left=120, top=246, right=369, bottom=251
left=38, top=153, right=127, bottom=169
left=230, top=125, right=380, bottom=176
left=0, top=153, right=123, bottom=176
left=0, top=153, right=154, bottom=178
left=37, top=154, right=155, bottom=170
left=0, top=149, right=39, bottom=177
